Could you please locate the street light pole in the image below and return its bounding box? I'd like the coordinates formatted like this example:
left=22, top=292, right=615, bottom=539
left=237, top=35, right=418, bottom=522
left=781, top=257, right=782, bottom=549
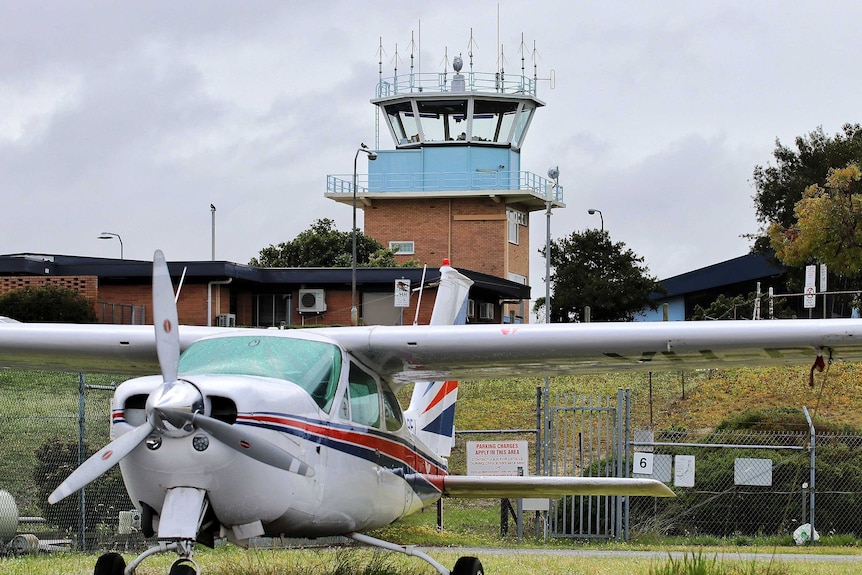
left=98, top=232, right=124, bottom=259
left=542, top=166, right=559, bottom=478
left=588, top=208, right=604, bottom=232
left=352, top=143, right=378, bottom=326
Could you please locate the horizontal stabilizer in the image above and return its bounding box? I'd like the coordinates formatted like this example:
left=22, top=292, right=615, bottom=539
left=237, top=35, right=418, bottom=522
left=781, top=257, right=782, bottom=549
left=426, top=475, right=675, bottom=498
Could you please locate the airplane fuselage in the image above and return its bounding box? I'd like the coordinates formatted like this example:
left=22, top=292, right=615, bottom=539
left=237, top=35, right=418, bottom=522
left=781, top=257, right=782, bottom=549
left=111, top=332, right=448, bottom=542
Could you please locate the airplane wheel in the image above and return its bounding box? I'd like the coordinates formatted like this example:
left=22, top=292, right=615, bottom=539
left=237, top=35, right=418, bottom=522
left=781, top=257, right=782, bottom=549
left=169, top=559, right=198, bottom=575
left=93, top=552, right=126, bottom=575
left=451, top=556, right=484, bottom=575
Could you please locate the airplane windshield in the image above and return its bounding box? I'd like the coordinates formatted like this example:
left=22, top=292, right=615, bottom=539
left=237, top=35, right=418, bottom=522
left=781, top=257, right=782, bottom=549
left=178, top=336, right=342, bottom=412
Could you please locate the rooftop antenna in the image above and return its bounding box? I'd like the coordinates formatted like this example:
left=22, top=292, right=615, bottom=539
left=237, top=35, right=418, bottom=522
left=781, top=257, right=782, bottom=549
left=407, top=31, right=417, bottom=91
left=495, top=5, right=505, bottom=92
left=440, top=46, right=450, bottom=88
left=392, top=42, right=401, bottom=90
left=375, top=37, right=387, bottom=148
left=519, top=33, right=526, bottom=78
left=467, top=28, right=477, bottom=77
left=532, top=40, right=556, bottom=91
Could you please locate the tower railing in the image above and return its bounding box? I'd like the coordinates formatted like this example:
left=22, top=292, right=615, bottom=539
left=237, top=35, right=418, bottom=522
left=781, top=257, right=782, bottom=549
left=327, top=170, right=563, bottom=202
left=377, top=71, right=537, bottom=98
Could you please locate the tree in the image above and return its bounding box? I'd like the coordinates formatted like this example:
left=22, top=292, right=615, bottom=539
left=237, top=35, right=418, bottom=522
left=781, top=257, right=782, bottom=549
left=691, top=291, right=792, bottom=320
left=536, top=229, right=664, bottom=322
left=768, top=164, right=862, bottom=274
left=0, top=284, right=97, bottom=322
left=752, top=123, right=862, bottom=253
left=249, top=218, right=416, bottom=268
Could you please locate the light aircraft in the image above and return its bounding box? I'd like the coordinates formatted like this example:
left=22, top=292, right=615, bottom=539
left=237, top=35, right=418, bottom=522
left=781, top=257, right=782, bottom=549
left=2, top=252, right=862, bottom=575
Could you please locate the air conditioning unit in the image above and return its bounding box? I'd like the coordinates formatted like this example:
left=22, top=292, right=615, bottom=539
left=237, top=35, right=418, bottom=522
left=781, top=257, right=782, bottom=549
left=217, top=313, right=236, bottom=327
left=298, top=289, right=326, bottom=313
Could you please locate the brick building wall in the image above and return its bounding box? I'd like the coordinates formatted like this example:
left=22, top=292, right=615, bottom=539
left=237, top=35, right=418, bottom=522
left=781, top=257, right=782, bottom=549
left=365, top=197, right=531, bottom=279
left=0, top=276, right=100, bottom=315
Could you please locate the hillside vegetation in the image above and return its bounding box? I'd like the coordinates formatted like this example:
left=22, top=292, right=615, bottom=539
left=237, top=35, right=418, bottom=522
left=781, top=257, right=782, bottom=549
left=455, top=363, right=862, bottom=434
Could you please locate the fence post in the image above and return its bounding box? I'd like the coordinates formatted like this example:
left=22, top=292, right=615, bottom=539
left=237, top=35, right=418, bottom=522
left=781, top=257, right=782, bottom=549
left=803, top=406, right=816, bottom=542
left=615, top=388, right=624, bottom=542
left=77, top=373, right=86, bottom=551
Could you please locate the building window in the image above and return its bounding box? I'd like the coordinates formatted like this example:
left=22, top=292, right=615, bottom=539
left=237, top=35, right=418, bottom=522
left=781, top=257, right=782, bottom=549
left=389, top=241, right=415, bottom=255
left=479, top=302, right=495, bottom=321
left=507, top=209, right=527, bottom=245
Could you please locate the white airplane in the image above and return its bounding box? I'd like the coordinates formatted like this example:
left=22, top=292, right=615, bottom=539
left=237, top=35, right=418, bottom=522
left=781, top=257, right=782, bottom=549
left=1, top=252, right=861, bottom=575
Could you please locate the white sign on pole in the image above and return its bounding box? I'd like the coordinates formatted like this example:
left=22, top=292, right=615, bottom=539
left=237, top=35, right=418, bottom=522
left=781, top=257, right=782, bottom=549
left=804, top=265, right=817, bottom=309
left=804, top=287, right=816, bottom=309
left=820, top=264, right=827, bottom=293
left=466, top=441, right=529, bottom=476
left=805, top=265, right=816, bottom=288
left=633, top=452, right=654, bottom=475
left=394, top=279, right=411, bottom=308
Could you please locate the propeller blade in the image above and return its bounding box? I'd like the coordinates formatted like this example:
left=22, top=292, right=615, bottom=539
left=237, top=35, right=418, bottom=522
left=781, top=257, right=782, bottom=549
left=153, top=250, right=180, bottom=384
left=48, top=422, right=154, bottom=504
left=159, top=408, right=314, bottom=477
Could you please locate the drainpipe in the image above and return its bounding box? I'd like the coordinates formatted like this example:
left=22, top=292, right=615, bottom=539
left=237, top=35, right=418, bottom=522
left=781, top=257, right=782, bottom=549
left=207, top=278, right=233, bottom=326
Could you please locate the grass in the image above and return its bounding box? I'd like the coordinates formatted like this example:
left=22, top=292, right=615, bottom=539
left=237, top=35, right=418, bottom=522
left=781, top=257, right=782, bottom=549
left=3, top=545, right=862, bottom=575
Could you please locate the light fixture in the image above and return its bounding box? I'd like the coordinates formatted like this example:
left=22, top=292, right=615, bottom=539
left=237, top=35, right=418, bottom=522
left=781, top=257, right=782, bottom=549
left=98, top=232, right=124, bottom=259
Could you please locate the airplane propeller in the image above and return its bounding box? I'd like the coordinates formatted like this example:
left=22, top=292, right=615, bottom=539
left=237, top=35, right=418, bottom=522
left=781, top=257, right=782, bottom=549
left=48, top=250, right=313, bottom=505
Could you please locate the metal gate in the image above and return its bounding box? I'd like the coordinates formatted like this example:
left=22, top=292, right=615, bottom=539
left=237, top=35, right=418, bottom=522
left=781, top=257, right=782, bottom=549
left=540, top=388, right=631, bottom=541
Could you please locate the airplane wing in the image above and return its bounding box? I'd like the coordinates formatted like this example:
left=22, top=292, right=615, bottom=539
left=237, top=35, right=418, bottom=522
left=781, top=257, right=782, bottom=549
left=0, top=323, right=230, bottom=374
left=2, top=319, right=862, bottom=382
left=322, top=319, right=862, bottom=385
left=427, top=475, right=675, bottom=498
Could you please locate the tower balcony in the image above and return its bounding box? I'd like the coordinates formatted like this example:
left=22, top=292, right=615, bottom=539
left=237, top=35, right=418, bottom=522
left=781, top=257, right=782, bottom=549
left=325, top=168, right=564, bottom=212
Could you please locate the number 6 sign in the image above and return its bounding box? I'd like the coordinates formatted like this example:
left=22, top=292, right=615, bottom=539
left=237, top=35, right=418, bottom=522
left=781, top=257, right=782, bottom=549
left=633, top=452, right=654, bottom=475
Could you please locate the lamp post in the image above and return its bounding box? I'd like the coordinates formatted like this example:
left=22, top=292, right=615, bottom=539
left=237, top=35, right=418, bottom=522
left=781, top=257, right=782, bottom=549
left=98, top=232, right=124, bottom=259
left=545, top=167, right=559, bottom=326
left=588, top=208, right=604, bottom=232
left=542, top=166, right=559, bottom=478
left=352, top=143, right=378, bottom=326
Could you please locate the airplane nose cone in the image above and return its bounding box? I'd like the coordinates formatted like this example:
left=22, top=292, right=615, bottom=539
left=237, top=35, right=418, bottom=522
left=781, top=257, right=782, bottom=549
left=146, top=380, right=204, bottom=437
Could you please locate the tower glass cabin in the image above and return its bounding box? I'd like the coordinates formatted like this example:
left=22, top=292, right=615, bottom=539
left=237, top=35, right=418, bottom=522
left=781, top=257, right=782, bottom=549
left=326, top=58, right=564, bottom=323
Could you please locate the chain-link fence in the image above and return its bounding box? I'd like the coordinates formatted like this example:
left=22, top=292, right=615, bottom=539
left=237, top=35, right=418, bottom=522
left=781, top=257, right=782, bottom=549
left=628, top=428, right=862, bottom=540
left=0, top=370, right=142, bottom=554
left=4, top=370, right=862, bottom=554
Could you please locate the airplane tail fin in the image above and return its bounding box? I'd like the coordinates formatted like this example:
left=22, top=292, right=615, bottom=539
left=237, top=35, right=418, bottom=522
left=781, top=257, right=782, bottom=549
left=405, top=261, right=473, bottom=459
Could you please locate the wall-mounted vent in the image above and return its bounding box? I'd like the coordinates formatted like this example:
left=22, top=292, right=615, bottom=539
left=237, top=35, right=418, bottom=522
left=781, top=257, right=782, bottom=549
left=298, top=289, right=326, bottom=313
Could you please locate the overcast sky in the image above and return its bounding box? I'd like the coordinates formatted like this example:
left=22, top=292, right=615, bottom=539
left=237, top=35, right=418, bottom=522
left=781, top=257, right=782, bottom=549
left=3, top=1, right=860, bottom=294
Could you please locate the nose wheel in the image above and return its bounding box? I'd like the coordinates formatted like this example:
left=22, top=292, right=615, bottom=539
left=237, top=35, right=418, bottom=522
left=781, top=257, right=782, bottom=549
left=94, top=552, right=125, bottom=575
left=169, top=557, right=200, bottom=575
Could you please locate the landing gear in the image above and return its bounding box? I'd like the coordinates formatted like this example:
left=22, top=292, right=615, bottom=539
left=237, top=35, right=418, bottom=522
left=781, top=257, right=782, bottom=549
left=93, top=552, right=126, bottom=575
left=168, top=557, right=200, bottom=575
left=452, top=556, right=484, bottom=575
left=347, top=532, right=485, bottom=575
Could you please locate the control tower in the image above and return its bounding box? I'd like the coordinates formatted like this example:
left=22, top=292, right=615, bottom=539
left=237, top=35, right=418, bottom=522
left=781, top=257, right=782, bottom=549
left=326, top=51, right=564, bottom=322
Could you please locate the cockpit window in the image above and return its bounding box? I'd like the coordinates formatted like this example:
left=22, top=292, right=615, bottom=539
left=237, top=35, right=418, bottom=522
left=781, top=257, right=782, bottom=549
left=178, top=336, right=342, bottom=412
left=346, top=362, right=381, bottom=428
